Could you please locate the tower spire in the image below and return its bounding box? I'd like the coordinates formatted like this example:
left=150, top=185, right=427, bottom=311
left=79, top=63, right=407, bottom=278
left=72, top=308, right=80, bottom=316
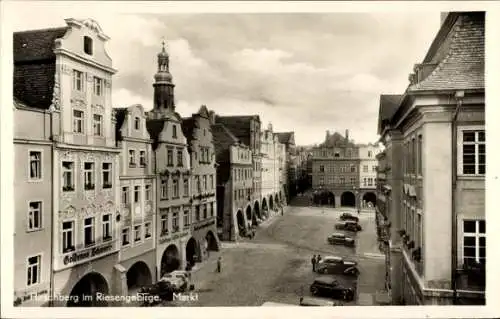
left=153, top=38, right=175, bottom=113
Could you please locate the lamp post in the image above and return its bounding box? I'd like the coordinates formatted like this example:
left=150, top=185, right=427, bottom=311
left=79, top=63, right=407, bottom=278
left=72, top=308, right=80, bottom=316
left=354, top=187, right=360, bottom=215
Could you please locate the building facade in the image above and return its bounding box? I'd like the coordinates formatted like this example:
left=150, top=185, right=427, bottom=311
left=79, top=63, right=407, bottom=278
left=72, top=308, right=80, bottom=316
left=182, top=106, right=220, bottom=265
left=276, top=132, right=296, bottom=203
left=378, top=12, right=485, bottom=305
left=13, top=100, right=54, bottom=306
left=215, top=115, right=262, bottom=225
left=146, top=43, right=192, bottom=278
left=213, top=124, right=254, bottom=241
left=260, top=123, right=282, bottom=217
left=114, top=104, right=156, bottom=296
left=358, top=143, right=382, bottom=208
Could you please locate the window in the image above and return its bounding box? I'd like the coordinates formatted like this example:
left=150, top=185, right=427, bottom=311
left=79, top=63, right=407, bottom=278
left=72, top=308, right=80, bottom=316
left=122, top=186, right=129, bottom=204
left=83, top=36, right=93, bottom=55
left=195, top=205, right=200, bottom=221
left=73, top=70, right=83, bottom=91
left=203, top=204, right=208, bottom=219
left=102, top=214, right=112, bottom=241
left=129, top=149, right=136, bottom=166
left=417, top=135, right=423, bottom=176
left=177, top=150, right=183, bottom=167
left=172, top=125, right=177, bottom=138
left=160, top=179, right=168, bottom=199
left=210, top=175, right=214, bottom=189
left=363, top=178, right=367, bottom=187
left=319, top=177, right=324, bottom=185
left=463, top=220, right=486, bottom=265
left=93, top=77, right=102, bottom=96
left=62, top=221, right=75, bottom=252
left=368, top=178, right=373, bottom=186
left=29, top=151, right=42, bottom=180
left=334, top=152, right=340, bottom=158
left=134, top=117, right=140, bottom=130
left=368, top=151, right=372, bottom=158
left=194, top=175, right=200, bottom=193
left=84, top=162, right=95, bottom=190
left=363, top=165, right=368, bottom=173
left=62, top=161, right=74, bottom=191
left=319, top=165, right=325, bottom=173
left=183, top=210, right=190, bottom=228
left=73, top=110, right=84, bottom=133
left=167, top=149, right=173, bottom=166
left=144, top=222, right=152, bottom=239
left=102, top=163, right=112, bottom=188
left=350, top=166, right=356, bottom=173
left=139, top=150, right=146, bottom=167
left=350, top=177, right=355, bottom=185
left=134, top=186, right=140, bottom=203
left=84, top=217, right=95, bottom=247
left=27, top=255, right=41, bottom=286
left=203, top=175, right=207, bottom=190
left=183, top=179, right=189, bottom=197
left=340, top=177, right=345, bottom=184
left=134, top=225, right=141, bottom=242
left=173, top=179, right=179, bottom=198
left=461, top=130, right=485, bottom=175
left=28, top=201, right=42, bottom=231
left=122, top=227, right=130, bottom=246
left=160, top=210, right=169, bottom=235
left=172, top=211, right=179, bottom=231
left=372, top=166, right=377, bottom=172
left=211, top=202, right=215, bottom=218
left=145, top=184, right=152, bottom=201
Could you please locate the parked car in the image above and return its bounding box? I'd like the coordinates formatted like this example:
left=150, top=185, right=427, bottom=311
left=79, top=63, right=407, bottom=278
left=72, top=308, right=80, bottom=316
left=139, top=281, right=174, bottom=306
left=327, top=233, right=356, bottom=247
left=316, top=258, right=359, bottom=277
left=309, top=276, right=355, bottom=301
left=160, top=270, right=193, bottom=292
left=340, top=212, right=359, bottom=223
left=335, top=221, right=362, bottom=232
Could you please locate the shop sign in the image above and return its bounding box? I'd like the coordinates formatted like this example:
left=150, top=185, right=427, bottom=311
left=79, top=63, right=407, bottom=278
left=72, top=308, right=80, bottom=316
left=63, top=243, right=114, bottom=266
left=194, top=219, right=215, bottom=231
left=159, top=231, right=189, bottom=245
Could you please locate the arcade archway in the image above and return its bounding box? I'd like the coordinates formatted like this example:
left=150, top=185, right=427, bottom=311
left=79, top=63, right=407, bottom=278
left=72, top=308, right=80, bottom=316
left=363, top=192, right=377, bottom=208
left=262, top=198, right=268, bottom=216
left=67, top=272, right=109, bottom=307
left=206, top=230, right=219, bottom=252
left=269, top=196, right=274, bottom=210
left=236, top=209, right=245, bottom=231
left=274, top=194, right=279, bottom=207
left=254, top=201, right=261, bottom=219
left=327, top=192, right=335, bottom=206
left=160, top=244, right=180, bottom=277
left=127, top=261, right=152, bottom=293
left=245, top=205, right=252, bottom=224
left=186, top=237, right=198, bottom=266
left=341, top=191, right=356, bottom=207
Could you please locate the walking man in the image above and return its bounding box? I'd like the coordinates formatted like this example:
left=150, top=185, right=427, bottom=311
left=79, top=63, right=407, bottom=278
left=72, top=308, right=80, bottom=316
left=317, top=254, right=322, bottom=265
left=311, top=255, right=317, bottom=272
left=216, top=256, right=222, bottom=273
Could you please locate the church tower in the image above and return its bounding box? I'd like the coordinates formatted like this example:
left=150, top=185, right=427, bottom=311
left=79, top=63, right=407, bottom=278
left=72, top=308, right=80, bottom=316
left=153, top=40, right=175, bottom=113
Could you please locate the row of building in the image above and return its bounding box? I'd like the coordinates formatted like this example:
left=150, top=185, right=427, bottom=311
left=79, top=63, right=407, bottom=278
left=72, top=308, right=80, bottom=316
left=13, top=18, right=297, bottom=306
left=309, top=130, right=382, bottom=209
left=375, top=11, right=485, bottom=305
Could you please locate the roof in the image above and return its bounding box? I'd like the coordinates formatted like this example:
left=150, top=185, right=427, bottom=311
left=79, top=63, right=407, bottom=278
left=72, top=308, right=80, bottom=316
left=215, top=115, right=259, bottom=147
left=409, top=12, right=484, bottom=92
left=275, top=132, right=294, bottom=145
left=181, top=117, right=195, bottom=146
left=211, top=123, right=239, bottom=162
left=113, top=108, right=128, bottom=143
left=14, top=27, right=69, bottom=62
left=313, top=276, right=337, bottom=285
left=377, top=94, right=402, bottom=135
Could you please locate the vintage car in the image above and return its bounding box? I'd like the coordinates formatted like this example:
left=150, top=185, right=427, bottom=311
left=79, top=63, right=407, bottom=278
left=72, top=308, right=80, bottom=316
left=335, top=221, right=362, bottom=232
left=327, top=233, right=356, bottom=247
left=139, top=281, right=174, bottom=306
left=316, top=257, right=360, bottom=277
left=339, top=212, right=359, bottom=223
left=160, top=270, right=193, bottom=292
left=309, top=276, right=356, bottom=301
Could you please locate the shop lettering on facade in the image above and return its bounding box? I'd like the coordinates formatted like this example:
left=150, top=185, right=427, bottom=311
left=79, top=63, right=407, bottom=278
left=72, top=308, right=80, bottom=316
left=194, top=219, right=215, bottom=231
left=159, top=231, right=189, bottom=245
left=63, top=244, right=113, bottom=265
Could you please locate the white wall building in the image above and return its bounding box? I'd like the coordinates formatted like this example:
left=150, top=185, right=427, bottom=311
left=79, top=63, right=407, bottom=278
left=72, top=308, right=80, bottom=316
left=260, top=124, right=281, bottom=215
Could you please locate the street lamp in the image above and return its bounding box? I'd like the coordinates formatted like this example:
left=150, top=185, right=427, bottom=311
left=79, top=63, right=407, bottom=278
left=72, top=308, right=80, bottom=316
left=353, top=186, right=360, bottom=215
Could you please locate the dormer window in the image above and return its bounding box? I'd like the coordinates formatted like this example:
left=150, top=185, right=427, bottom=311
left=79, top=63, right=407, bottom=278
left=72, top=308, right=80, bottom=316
left=134, top=117, right=140, bottom=130
left=84, top=36, right=93, bottom=55
left=172, top=125, right=177, bottom=138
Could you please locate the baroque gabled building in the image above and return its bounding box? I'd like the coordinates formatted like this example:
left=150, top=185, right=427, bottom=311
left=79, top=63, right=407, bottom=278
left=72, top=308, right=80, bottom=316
left=114, top=104, right=156, bottom=296
left=182, top=106, right=220, bottom=263
left=146, top=42, right=193, bottom=278
left=358, top=143, right=382, bottom=208
left=377, top=12, right=485, bottom=305
left=260, top=123, right=283, bottom=217
left=276, top=132, right=296, bottom=203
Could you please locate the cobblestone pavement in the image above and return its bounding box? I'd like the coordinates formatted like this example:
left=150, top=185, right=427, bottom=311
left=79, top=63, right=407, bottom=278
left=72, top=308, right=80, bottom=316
left=159, top=204, right=385, bottom=307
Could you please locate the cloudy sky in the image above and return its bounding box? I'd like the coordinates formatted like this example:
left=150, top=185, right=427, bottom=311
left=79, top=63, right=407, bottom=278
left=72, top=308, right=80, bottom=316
left=5, top=2, right=442, bottom=145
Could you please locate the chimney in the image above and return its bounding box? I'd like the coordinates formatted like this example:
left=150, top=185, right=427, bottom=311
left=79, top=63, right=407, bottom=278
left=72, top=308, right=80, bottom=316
left=345, top=129, right=349, bottom=141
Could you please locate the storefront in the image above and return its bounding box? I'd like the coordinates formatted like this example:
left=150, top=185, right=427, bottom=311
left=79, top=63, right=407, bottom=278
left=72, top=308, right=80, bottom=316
left=51, top=240, right=120, bottom=307
left=190, top=215, right=220, bottom=264
left=156, top=231, right=190, bottom=278
left=115, top=249, right=156, bottom=297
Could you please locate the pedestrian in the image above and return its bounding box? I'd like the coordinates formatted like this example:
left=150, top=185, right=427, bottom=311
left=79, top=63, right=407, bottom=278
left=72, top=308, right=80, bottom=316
left=216, top=256, right=222, bottom=273
left=311, top=255, right=317, bottom=272
left=317, top=254, right=322, bottom=265
left=281, top=207, right=284, bottom=216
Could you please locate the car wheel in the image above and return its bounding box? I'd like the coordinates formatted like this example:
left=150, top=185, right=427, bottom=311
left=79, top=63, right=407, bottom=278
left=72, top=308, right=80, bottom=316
left=321, top=268, right=328, bottom=274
